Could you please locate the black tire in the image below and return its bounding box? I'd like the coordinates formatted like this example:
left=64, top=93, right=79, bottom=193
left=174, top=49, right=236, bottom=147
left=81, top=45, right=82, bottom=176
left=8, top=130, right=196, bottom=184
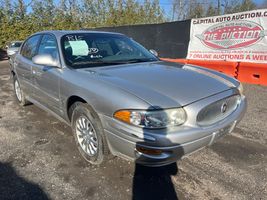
left=13, top=75, right=30, bottom=106
left=70, top=102, right=109, bottom=165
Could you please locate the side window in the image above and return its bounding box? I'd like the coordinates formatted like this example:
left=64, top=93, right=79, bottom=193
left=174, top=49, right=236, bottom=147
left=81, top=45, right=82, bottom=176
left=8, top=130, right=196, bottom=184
left=21, top=35, right=41, bottom=59
left=37, top=35, right=58, bottom=60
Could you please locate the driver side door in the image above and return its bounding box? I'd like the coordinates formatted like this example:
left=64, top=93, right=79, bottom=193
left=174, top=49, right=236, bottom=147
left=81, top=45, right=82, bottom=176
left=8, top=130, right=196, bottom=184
left=32, top=34, right=62, bottom=115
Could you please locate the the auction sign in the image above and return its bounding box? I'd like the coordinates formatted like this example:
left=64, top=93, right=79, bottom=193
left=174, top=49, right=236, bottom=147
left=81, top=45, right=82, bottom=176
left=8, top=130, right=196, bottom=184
left=187, top=9, right=267, bottom=63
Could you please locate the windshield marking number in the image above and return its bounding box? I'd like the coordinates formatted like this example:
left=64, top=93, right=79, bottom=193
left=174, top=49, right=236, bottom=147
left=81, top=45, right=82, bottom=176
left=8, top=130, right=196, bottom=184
left=66, top=35, right=84, bottom=41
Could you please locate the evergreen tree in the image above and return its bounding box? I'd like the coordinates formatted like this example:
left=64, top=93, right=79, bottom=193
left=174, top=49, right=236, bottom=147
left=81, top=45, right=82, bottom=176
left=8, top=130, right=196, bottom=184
left=31, top=0, right=55, bottom=28
left=0, top=0, right=163, bottom=48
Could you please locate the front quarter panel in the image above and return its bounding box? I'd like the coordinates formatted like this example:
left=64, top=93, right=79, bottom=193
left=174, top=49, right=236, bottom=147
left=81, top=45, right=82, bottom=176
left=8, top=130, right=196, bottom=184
left=60, top=68, right=151, bottom=121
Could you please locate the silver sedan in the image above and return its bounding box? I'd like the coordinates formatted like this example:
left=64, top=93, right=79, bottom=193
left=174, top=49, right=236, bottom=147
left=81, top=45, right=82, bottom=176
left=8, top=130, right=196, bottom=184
left=11, top=31, right=246, bottom=166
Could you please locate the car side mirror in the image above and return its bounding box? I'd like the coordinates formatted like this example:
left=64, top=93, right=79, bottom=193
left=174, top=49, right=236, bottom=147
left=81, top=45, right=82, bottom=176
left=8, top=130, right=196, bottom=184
left=149, top=49, right=158, bottom=57
left=32, top=54, right=59, bottom=68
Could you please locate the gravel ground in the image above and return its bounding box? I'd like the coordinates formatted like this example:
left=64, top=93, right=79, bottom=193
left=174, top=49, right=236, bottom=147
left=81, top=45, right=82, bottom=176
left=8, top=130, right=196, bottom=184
left=0, top=60, right=266, bottom=200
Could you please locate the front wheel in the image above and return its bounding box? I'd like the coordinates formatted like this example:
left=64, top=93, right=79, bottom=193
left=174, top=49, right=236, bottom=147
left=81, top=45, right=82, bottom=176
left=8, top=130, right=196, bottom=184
left=70, top=102, right=109, bottom=165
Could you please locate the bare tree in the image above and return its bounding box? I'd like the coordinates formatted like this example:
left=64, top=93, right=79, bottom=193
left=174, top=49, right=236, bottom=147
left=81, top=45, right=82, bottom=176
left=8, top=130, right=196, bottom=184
left=223, top=0, right=256, bottom=14
left=206, top=4, right=217, bottom=17
left=171, top=0, right=189, bottom=21
left=0, top=0, right=13, bottom=15
left=171, top=0, right=258, bottom=20
left=13, top=0, right=27, bottom=19
left=260, top=0, right=267, bottom=8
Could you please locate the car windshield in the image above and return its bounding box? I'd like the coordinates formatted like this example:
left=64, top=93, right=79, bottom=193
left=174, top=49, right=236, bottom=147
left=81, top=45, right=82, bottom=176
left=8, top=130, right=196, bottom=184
left=61, top=33, right=158, bottom=68
left=10, top=42, right=22, bottom=48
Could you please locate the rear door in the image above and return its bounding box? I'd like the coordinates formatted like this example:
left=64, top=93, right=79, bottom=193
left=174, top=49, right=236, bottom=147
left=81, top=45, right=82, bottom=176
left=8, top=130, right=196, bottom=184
left=15, top=35, right=41, bottom=97
left=31, top=34, right=62, bottom=114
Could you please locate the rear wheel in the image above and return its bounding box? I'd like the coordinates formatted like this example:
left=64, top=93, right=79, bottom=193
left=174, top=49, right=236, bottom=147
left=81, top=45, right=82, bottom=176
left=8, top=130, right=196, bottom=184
left=13, top=76, right=30, bottom=106
left=70, top=102, right=109, bottom=165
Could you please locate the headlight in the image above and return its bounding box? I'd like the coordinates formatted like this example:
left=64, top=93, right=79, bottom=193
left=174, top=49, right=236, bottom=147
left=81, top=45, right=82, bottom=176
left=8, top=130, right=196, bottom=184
left=114, top=108, right=186, bottom=128
left=237, top=83, right=243, bottom=95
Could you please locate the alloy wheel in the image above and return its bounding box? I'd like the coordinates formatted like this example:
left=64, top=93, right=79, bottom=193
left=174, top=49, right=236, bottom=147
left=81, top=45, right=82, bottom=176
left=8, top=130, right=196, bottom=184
left=14, top=80, right=22, bottom=102
left=75, top=116, right=99, bottom=156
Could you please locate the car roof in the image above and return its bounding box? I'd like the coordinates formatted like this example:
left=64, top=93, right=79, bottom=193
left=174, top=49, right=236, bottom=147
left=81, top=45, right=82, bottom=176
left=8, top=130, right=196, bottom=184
left=32, top=30, right=124, bottom=38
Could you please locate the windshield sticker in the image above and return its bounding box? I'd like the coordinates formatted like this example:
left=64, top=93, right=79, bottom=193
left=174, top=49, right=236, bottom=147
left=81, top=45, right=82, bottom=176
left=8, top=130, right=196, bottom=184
left=69, top=41, right=89, bottom=56
left=90, top=55, right=102, bottom=58
left=66, top=35, right=84, bottom=41
left=88, top=48, right=99, bottom=54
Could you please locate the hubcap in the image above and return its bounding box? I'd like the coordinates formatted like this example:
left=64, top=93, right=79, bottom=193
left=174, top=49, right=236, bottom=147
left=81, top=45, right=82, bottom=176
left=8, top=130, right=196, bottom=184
left=15, top=80, right=22, bottom=102
left=75, top=116, right=98, bottom=156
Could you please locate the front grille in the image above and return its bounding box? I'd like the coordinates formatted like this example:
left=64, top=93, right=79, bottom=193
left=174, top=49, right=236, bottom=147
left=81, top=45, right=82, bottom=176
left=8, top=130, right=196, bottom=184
left=197, top=95, right=241, bottom=126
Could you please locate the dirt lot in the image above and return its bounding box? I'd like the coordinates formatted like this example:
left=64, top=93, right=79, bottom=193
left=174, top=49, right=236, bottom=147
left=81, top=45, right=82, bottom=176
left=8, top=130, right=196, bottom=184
left=0, top=60, right=266, bottom=200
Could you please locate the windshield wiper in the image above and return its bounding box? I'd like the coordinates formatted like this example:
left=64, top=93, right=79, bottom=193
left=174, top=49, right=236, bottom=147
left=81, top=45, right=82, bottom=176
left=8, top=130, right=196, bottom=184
left=121, top=58, right=155, bottom=63
left=72, top=58, right=156, bottom=67
left=72, top=60, right=125, bottom=66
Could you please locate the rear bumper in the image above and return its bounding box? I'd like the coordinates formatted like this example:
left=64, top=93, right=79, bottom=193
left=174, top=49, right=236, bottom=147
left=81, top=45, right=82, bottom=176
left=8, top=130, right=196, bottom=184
left=100, top=94, right=247, bottom=167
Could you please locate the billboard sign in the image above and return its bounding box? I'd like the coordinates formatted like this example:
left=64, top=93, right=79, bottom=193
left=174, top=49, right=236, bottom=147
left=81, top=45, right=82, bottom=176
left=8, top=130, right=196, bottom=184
left=187, top=9, right=267, bottom=63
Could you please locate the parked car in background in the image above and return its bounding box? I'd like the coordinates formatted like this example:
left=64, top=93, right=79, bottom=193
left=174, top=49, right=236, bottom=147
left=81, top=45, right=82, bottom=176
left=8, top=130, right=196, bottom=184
left=6, top=41, right=23, bottom=57
left=6, top=41, right=23, bottom=66
left=11, top=31, right=247, bottom=166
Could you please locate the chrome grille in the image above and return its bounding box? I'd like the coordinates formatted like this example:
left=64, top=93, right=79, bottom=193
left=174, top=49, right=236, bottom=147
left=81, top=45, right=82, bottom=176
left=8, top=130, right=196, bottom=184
left=197, top=95, right=241, bottom=126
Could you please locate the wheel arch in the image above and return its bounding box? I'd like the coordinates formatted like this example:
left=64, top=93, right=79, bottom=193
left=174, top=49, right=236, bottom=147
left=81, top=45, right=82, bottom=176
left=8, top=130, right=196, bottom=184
left=66, top=95, right=99, bottom=123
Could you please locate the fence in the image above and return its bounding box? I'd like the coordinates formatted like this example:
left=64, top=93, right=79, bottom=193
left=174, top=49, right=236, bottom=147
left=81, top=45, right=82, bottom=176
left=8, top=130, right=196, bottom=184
left=93, top=12, right=267, bottom=86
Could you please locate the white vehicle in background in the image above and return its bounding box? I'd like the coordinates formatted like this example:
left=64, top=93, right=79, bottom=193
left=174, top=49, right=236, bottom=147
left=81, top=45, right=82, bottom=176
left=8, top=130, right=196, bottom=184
left=6, top=41, right=23, bottom=66
left=6, top=41, right=23, bottom=57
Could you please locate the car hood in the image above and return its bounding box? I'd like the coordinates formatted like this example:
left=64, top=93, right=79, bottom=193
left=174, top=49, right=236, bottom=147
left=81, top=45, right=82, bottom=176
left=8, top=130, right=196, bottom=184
left=78, top=61, right=235, bottom=108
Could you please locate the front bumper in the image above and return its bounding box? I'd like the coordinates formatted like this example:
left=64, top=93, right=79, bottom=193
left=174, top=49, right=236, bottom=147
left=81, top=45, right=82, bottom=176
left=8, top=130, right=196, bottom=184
left=100, top=91, right=247, bottom=167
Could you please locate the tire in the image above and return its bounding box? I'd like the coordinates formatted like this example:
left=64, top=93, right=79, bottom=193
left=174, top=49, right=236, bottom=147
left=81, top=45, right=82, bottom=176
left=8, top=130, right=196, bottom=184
left=13, top=75, right=30, bottom=106
left=70, top=102, right=109, bottom=165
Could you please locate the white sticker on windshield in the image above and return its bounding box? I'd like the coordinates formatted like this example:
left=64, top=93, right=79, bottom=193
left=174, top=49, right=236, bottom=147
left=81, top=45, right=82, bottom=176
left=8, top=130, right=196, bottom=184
left=69, top=41, right=89, bottom=56
left=88, top=48, right=99, bottom=54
